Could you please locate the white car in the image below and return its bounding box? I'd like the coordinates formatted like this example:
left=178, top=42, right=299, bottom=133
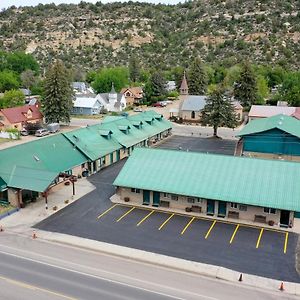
left=35, top=128, right=50, bottom=137
left=133, top=107, right=143, bottom=112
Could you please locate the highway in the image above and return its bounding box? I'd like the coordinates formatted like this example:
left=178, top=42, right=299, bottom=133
left=0, top=232, right=297, bottom=300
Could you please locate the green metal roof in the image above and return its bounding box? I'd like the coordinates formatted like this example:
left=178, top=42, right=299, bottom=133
left=0, top=134, right=87, bottom=192
left=0, top=177, right=7, bottom=191
left=8, top=166, right=58, bottom=192
left=114, top=148, right=300, bottom=211
left=63, top=127, right=121, bottom=161
left=237, top=114, right=300, bottom=138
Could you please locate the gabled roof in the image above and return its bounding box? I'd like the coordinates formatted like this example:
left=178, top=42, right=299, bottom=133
left=0, top=134, right=87, bottom=192
left=114, top=148, right=300, bottom=211
left=237, top=114, right=300, bottom=139
left=181, top=95, right=207, bottom=111
left=0, top=105, right=43, bottom=123
left=73, top=96, right=101, bottom=108
left=99, top=93, right=124, bottom=104
left=121, top=87, right=143, bottom=98
left=249, top=105, right=296, bottom=118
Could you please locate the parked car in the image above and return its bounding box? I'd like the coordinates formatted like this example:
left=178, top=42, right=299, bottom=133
left=47, top=123, right=60, bottom=133
left=133, top=107, right=143, bottom=112
left=35, top=128, right=50, bottom=137
left=159, top=101, right=167, bottom=107
left=20, top=128, right=29, bottom=136
left=153, top=102, right=162, bottom=107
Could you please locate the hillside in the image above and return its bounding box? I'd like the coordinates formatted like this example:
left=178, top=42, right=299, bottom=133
left=0, top=0, right=299, bottom=70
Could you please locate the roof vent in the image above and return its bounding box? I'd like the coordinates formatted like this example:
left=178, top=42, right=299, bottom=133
left=278, top=121, right=282, bottom=126
left=33, top=155, right=40, bottom=162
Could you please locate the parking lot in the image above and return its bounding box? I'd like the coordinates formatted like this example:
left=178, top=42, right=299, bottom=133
left=156, top=135, right=237, bottom=155
left=35, top=136, right=299, bottom=283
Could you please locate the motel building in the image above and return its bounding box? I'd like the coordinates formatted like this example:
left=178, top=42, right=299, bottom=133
left=113, top=148, right=300, bottom=229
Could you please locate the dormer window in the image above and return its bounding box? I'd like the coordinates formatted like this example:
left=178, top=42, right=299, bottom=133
left=118, top=125, right=130, bottom=134
left=132, top=121, right=143, bottom=129
left=145, top=118, right=154, bottom=125
left=99, top=129, right=112, bottom=139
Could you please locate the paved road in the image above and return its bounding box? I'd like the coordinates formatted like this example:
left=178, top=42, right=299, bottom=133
left=0, top=233, right=297, bottom=300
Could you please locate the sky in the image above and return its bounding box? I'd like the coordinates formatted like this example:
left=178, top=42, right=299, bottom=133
left=1, top=0, right=182, bottom=9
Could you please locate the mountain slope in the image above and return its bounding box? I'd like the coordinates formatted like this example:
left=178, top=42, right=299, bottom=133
left=0, top=0, right=299, bottom=70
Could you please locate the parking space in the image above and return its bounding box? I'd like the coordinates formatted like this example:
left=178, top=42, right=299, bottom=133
left=97, top=204, right=291, bottom=255
left=157, top=135, right=237, bottom=155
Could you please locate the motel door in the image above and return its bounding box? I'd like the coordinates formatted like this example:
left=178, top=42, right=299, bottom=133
left=152, top=191, right=160, bottom=207
left=143, top=190, right=150, bottom=205
left=218, top=201, right=227, bottom=217
left=280, top=210, right=290, bottom=227
left=116, top=150, right=120, bottom=161
left=206, top=200, right=215, bottom=215
left=110, top=153, right=114, bottom=164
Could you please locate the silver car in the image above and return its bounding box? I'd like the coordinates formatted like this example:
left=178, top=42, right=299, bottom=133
left=35, top=128, right=50, bottom=137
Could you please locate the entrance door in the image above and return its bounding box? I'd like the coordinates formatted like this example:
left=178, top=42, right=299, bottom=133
left=280, top=210, right=290, bottom=227
left=207, top=200, right=215, bottom=215
left=93, top=161, right=97, bottom=172
left=116, top=150, right=120, bottom=161
left=153, top=191, right=160, bottom=207
left=143, top=190, right=150, bottom=205
left=110, top=153, right=114, bottom=164
left=218, top=201, right=226, bottom=217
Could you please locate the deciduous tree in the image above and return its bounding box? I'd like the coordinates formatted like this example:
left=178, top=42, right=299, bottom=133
left=0, top=89, right=25, bottom=108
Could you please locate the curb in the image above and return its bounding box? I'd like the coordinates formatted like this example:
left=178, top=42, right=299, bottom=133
left=36, top=230, right=300, bottom=296
left=0, top=207, right=19, bottom=220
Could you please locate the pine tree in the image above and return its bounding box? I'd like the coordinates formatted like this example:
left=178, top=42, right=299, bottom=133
left=43, top=60, right=73, bottom=124
left=201, top=85, right=238, bottom=137
left=145, top=72, right=166, bottom=103
left=234, top=62, right=258, bottom=107
left=129, top=56, right=140, bottom=83
left=188, top=57, right=208, bottom=94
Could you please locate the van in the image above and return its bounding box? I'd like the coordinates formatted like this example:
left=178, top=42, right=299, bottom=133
left=47, top=123, right=60, bottom=133
left=35, top=128, right=50, bottom=137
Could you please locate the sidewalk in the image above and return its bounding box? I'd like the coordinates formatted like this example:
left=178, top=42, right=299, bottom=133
left=0, top=177, right=95, bottom=233
left=110, top=194, right=300, bottom=234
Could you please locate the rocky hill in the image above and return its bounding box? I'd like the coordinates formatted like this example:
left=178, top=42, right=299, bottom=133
left=0, top=0, right=299, bottom=70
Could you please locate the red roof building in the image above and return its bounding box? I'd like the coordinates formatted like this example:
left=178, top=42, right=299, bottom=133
left=0, top=105, right=43, bottom=130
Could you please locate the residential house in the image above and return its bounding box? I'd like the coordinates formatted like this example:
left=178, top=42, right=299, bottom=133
left=114, top=148, right=300, bottom=229
left=73, top=82, right=87, bottom=94
left=72, top=95, right=103, bottom=115
left=0, top=105, right=43, bottom=131
left=236, top=114, right=300, bottom=161
left=248, top=105, right=300, bottom=121
left=121, top=87, right=143, bottom=106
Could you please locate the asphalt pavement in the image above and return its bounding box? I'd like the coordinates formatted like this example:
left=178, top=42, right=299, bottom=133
left=0, top=233, right=298, bottom=300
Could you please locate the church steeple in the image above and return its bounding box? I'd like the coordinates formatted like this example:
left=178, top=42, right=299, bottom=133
left=180, top=71, right=188, bottom=95
left=109, top=82, right=117, bottom=105
left=110, top=82, right=116, bottom=94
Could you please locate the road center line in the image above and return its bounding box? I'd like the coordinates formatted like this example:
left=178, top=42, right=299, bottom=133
left=229, top=224, right=240, bottom=244
left=284, top=232, right=289, bottom=254
left=205, top=220, right=216, bottom=239
left=137, top=210, right=155, bottom=226
left=97, top=204, right=118, bottom=219
left=158, top=213, right=174, bottom=230
left=256, top=228, right=264, bottom=249
left=181, top=217, right=195, bottom=235
left=116, top=207, right=135, bottom=222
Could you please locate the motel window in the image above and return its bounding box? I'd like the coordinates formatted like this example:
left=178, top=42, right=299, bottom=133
left=263, top=207, right=276, bottom=214
left=239, top=205, right=247, bottom=211
left=163, top=193, right=170, bottom=198
left=171, top=194, right=178, bottom=201
left=187, top=197, right=195, bottom=203
left=230, top=203, right=238, bottom=209
left=131, top=188, right=140, bottom=194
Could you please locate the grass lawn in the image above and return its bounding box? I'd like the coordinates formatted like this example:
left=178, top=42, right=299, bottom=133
left=0, top=138, right=11, bottom=144
left=71, top=114, right=104, bottom=119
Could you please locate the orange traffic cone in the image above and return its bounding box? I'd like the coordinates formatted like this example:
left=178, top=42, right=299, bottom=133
left=0, top=225, right=3, bottom=232
left=238, top=274, right=243, bottom=282
left=279, top=282, right=284, bottom=291
left=32, top=230, right=37, bottom=239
